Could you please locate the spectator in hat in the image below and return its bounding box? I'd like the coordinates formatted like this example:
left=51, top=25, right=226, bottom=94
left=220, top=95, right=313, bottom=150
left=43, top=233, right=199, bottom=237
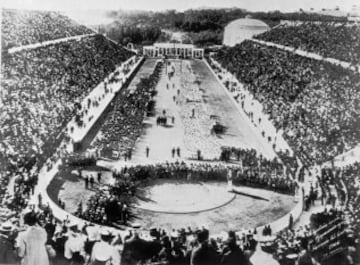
left=243, top=234, right=257, bottom=258
left=15, top=211, right=49, bottom=265
left=64, top=221, right=85, bottom=265
left=84, top=225, right=99, bottom=256
left=190, top=229, right=220, bottom=265
left=0, top=221, right=17, bottom=264
left=122, top=230, right=162, bottom=265
left=221, top=231, right=248, bottom=265
left=90, top=229, right=120, bottom=265
left=296, top=238, right=319, bottom=265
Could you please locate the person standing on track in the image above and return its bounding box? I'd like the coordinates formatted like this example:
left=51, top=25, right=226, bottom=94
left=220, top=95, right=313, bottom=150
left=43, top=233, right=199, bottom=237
left=85, top=176, right=89, bottom=189
left=90, top=176, right=94, bottom=189
left=227, top=169, right=233, bottom=192
left=146, top=146, right=150, bottom=158
left=97, top=173, right=102, bottom=184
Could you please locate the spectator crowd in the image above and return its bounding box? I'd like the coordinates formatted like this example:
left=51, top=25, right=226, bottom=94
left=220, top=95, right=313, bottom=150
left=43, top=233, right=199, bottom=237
left=1, top=208, right=259, bottom=265
left=1, top=12, right=135, bottom=262
left=214, top=40, right=360, bottom=165
left=1, top=33, right=134, bottom=213
left=260, top=165, right=355, bottom=265
left=340, top=162, right=360, bottom=265
left=254, top=22, right=360, bottom=65
left=92, top=61, right=162, bottom=158
left=2, top=8, right=360, bottom=265
left=2, top=8, right=94, bottom=50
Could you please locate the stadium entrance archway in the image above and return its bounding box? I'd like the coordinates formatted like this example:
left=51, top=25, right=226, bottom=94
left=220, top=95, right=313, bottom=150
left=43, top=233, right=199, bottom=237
left=143, top=43, right=204, bottom=59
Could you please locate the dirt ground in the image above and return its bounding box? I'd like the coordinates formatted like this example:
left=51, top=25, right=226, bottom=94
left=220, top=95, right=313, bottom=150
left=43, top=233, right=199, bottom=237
left=134, top=178, right=236, bottom=213
left=49, top=171, right=295, bottom=234
left=49, top=59, right=294, bottom=234
left=128, top=59, right=275, bottom=163
left=133, top=179, right=295, bottom=234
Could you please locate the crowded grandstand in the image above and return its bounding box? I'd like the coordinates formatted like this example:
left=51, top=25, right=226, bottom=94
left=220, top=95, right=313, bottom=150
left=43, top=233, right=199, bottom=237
left=1, top=4, right=360, bottom=265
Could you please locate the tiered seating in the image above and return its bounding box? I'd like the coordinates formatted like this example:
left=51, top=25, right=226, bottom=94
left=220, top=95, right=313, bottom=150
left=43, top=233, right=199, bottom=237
left=1, top=8, right=94, bottom=50
left=0, top=34, right=134, bottom=216
left=254, top=22, right=360, bottom=65
left=92, top=62, right=162, bottom=157
left=341, top=163, right=360, bottom=264
left=214, top=40, right=360, bottom=165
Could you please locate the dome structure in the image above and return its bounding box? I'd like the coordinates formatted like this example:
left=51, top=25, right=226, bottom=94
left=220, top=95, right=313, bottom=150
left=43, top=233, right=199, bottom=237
left=223, top=18, right=269, bottom=47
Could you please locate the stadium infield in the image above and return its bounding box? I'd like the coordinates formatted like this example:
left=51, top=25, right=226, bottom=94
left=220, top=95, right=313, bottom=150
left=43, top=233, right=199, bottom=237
left=128, top=58, right=275, bottom=163
left=50, top=58, right=293, bottom=234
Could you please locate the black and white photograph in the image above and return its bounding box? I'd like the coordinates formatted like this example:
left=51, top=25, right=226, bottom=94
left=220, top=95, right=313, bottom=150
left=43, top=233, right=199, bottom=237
left=0, top=0, right=360, bottom=264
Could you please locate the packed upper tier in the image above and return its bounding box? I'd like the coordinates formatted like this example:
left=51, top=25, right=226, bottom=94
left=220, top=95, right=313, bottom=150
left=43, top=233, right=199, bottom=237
left=1, top=8, right=94, bottom=50
left=213, top=40, right=360, bottom=165
left=254, top=22, right=360, bottom=65
left=0, top=34, right=134, bottom=211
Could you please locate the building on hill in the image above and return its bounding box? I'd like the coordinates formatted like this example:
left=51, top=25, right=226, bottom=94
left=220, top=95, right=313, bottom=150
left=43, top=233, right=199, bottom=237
left=143, top=43, right=204, bottom=58
left=223, top=18, right=269, bottom=46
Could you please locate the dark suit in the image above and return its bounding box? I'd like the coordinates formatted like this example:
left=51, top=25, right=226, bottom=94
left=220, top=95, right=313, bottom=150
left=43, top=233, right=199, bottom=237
left=190, top=242, right=219, bottom=265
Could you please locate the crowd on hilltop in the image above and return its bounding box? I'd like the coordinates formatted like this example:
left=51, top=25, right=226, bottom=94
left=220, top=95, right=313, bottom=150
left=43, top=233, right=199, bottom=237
left=1, top=9, right=94, bottom=50
left=214, top=40, right=360, bottom=165
left=91, top=61, right=162, bottom=159
left=255, top=22, right=360, bottom=65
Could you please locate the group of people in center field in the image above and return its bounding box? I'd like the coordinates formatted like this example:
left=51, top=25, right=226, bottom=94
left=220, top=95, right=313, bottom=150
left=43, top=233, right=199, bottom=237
left=109, top=161, right=296, bottom=195
left=171, top=147, right=181, bottom=158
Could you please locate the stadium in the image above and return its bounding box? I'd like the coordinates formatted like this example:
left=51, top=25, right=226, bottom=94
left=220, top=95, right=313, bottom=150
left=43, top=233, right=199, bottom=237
left=0, top=3, right=360, bottom=265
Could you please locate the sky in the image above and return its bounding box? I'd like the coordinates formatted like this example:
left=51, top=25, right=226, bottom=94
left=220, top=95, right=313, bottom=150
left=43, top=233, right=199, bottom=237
left=1, top=0, right=359, bottom=12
